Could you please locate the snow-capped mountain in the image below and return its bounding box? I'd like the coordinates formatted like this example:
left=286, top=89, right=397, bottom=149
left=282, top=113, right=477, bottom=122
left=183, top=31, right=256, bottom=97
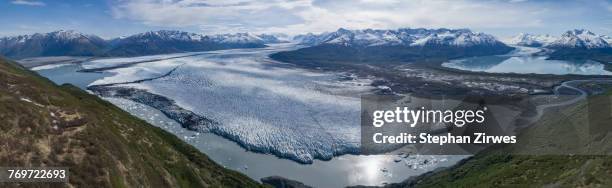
left=107, top=30, right=268, bottom=56
left=120, top=30, right=284, bottom=44
left=210, top=33, right=287, bottom=44
left=124, top=30, right=207, bottom=42
left=0, top=30, right=108, bottom=58
left=546, top=29, right=610, bottom=49
left=0, top=30, right=280, bottom=58
left=274, top=28, right=514, bottom=64
left=293, top=28, right=507, bottom=48
left=293, top=33, right=324, bottom=45
left=209, top=33, right=264, bottom=44
left=256, top=33, right=289, bottom=44
left=508, top=33, right=557, bottom=47
left=545, top=29, right=612, bottom=62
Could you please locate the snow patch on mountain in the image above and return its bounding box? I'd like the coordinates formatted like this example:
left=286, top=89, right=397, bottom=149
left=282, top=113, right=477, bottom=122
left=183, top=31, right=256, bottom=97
left=256, top=34, right=290, bottom=44
left=603, top=35, right=612, bottom=45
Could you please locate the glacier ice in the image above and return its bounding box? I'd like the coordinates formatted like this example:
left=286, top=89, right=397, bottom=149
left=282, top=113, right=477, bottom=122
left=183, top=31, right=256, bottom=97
left=89, top=46, right=374, bottom=163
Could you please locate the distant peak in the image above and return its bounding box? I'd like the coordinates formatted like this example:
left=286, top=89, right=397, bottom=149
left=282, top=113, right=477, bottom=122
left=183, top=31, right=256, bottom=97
left=49, top=30, right=82, bottom=35
left=336, top=28, right=351, bottom=33
left=547, top=29, right=609, bottom=49
left=52, top=29, right=74, bottom=33
left=296, top=27, right=503, bottom=47
left=565, top=29, right=595, bottom=36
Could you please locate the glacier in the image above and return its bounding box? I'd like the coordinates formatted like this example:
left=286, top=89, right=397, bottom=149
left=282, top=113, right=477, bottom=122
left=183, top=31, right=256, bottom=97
left=82, top=52, right=204, bottom=70
left=88, top=44, right=375, bottom=163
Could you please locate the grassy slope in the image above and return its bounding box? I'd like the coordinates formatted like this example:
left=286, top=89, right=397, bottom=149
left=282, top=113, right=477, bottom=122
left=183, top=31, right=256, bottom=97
left=405, top=95, right=612, bottom=187
left=0, top=57, right=264, bottom=187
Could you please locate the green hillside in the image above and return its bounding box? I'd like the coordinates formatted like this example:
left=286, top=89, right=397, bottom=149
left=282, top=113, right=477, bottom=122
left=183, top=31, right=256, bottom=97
left=0, top=57, right=264, bottom=187
left=395, top=92, right=612, bottom=187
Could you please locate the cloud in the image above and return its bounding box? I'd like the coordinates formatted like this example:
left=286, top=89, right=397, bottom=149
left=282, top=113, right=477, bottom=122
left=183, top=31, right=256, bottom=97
left=109, top=0, right=563, bottom=35
left=11, top=0, right=46, bottom=6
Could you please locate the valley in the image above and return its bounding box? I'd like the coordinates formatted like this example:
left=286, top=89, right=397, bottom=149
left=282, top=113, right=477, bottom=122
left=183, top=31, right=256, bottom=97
left=29, top=40, right=612, bottom=187
left=9, top=26, right=611, bottom=188
left=32, top=43, right=467, bottom=187
left=3, top=0, right=612, bottom=187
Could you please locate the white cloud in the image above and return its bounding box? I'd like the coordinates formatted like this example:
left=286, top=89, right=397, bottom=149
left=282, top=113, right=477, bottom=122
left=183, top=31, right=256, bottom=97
left=110, top=0, right=549, bottom=35
left=11, top=0, right=46, bottom=6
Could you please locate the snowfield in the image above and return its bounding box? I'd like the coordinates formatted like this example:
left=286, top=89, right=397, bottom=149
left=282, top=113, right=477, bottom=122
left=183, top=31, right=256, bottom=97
left=89, top=45, right=374, bottom=163
left=31, top=63, right=72, bottom=71
left=89, top=58, right=186, bottom=85
left=82, top=52, right=203, bottom=70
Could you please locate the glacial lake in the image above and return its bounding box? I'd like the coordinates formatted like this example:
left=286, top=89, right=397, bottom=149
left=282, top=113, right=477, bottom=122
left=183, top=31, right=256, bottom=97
left=32, top=50, right=466, bottom=188
left=36, top=64, right=113, bottom=89
left=442, top=47, right=612, bottom=75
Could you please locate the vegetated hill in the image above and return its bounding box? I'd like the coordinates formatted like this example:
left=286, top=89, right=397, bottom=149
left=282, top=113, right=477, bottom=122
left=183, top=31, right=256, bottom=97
left=0, top=57, right=263, bottom=187
left=271, top=28, right=513, bottom=66
left=0, top=30, right=284, bottom=58
left=377, top=93, right=612, bottom=187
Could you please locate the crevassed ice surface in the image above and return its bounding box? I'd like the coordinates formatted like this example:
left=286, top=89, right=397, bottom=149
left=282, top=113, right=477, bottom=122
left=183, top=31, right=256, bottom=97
left=92, top=45, right=374, bottom=163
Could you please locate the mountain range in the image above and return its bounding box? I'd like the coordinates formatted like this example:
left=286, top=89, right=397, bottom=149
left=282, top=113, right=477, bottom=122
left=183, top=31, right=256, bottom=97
left=509, top=29, right=611, bottom=49
left=0, top=30, right=286, bottom=58
left=0, top=30, right=108, bottom=58
left=508, top=29, right=612, bottom=63
left=2, top=28, right=611, bottom=64
left=272, top=28, right=514, bottom=65
left=507, top=33, right=557, bottom=47
left=293, top=28, right=507, bottom=48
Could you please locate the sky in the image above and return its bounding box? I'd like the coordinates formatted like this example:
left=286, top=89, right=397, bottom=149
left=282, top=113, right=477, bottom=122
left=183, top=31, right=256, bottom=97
left=1, top=0, right=611, bottom=39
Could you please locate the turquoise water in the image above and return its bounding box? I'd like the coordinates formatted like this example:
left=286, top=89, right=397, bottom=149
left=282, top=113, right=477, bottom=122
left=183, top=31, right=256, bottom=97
left=36, top=64, right=113, bottom=89
left=442, top=47, right=612, bottom=75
